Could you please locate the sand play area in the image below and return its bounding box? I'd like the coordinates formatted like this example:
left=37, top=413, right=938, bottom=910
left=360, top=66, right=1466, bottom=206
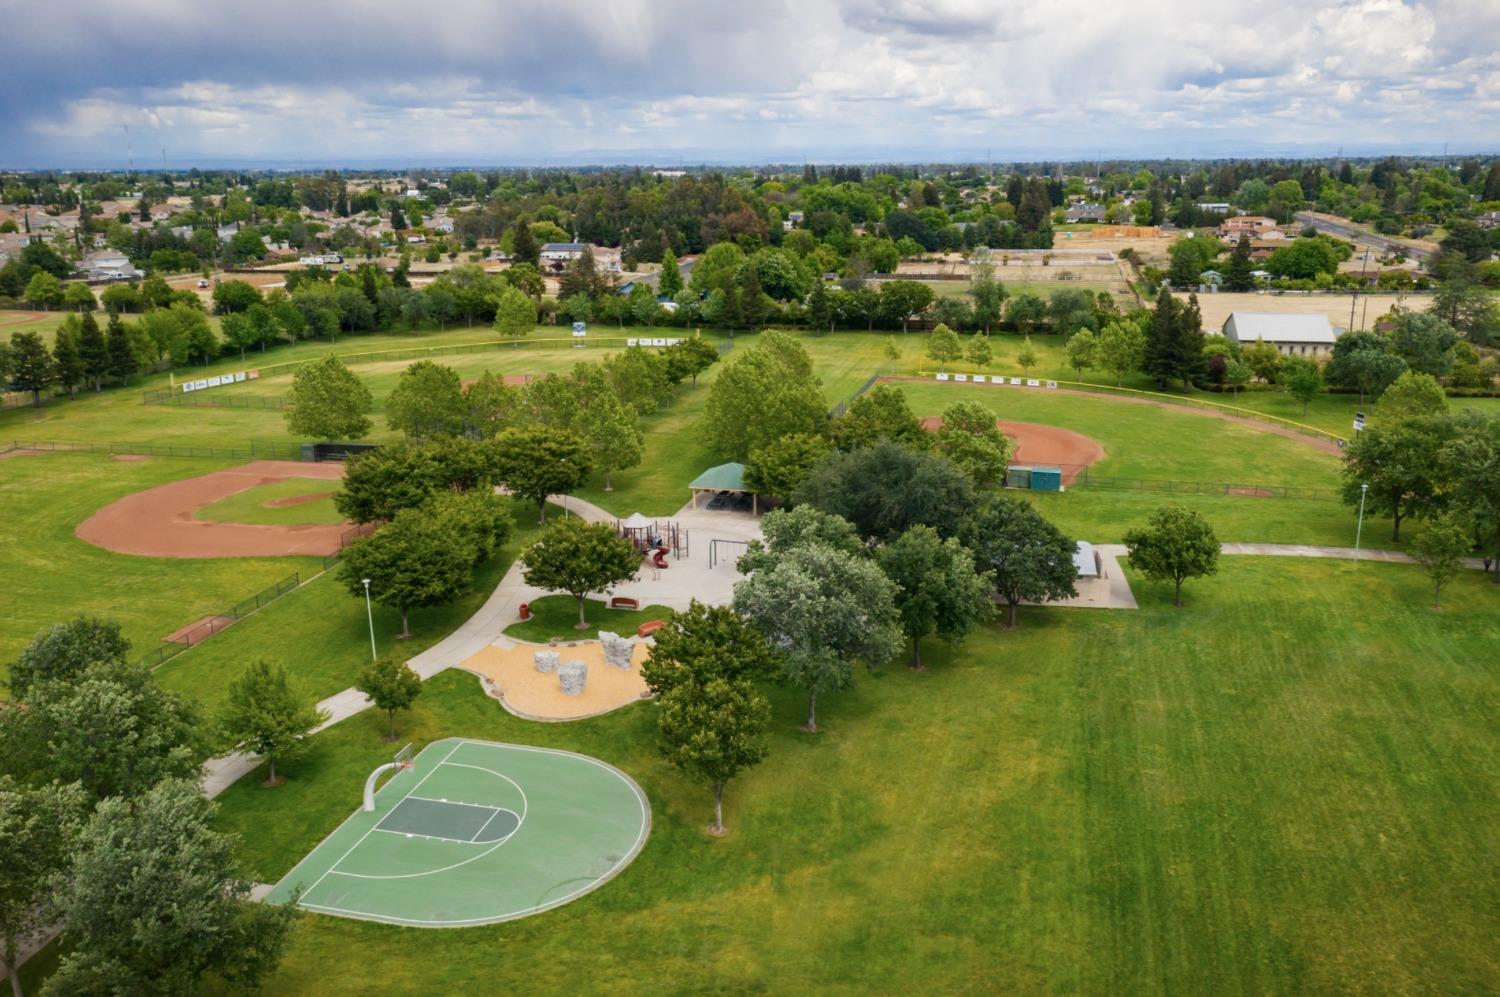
left=461, top=638, right=652, bottom=721
left=76, top=460, right=349, bottom=558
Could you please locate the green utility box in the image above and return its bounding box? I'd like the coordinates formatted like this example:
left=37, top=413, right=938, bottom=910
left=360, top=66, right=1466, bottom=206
left=1030, top=466, right=1063, bottom=492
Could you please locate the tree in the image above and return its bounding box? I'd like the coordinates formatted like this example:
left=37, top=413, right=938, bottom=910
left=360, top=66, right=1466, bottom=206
left=925, top=323, right=962, bottom=372
left=878, top=280, right=935, bottom=332
left=285, top=355, right=373, bottom=439
left=520, top=519, right=640, bottom=628
left=50, top=779, right=295, bottom=995
left=744, top=432, right=831, bottom=500
left=968, top=257, right=1006, bottom=332
left=1006, top=292, right=1047, bottom=334
left=662, top=336, right=720, bottom=387
left=211, top=279, right=262, bottom=315
left=806, top=277, right=834, bottom=333
left=22, top=272, right=62, bottom=311
left=62, top=281, right=96, bottom=313
left=658, top=247, right=684, bottom=297
left=931, top=397, right=1012, bottom=486
left=795, top=440, right=975, bottom=542
left=1240, top=338, right=1284, bottom=384
left=356, top=656, right=423, bottom=740
left=733, top=543, right=902, bottom=731
left=1224, top=235, right=1255, bottom=291
left=0, top=777, right=86, bottom=997
left=50, top=325, right=85, bottom=399
left=218, top=659, right=328, bottom=785
left=1095, top=319, right=1146, bottom=386
left=705, top=332, right=826, bottom=459
left=1016, top=339, right=1039, bottom=375
left=1432, top=276, right=1500, bottom=348
left=1223, top=358, right=1251, bottom=397
left=1280, top=356, right=1323, bottom=416
left=831, top=383, right=924, bottom=450
left=1065, top=328, right=1097, bottom=379
left=1371, top=370, right=1447, bottom=427
left=386, top=360, right=467, bottom=438
left=578, top=386, right=643, bottom=491
left=1143, top=288, right=1203, bottom=389
left=1341, top=416, right=1453, bottom=542
left=603, top=347, right=672, bottom=416
left=738, top=505, right=864, bottom=577
left=338, top=504, right=484, bottom=636
left=105, top=312, right=137, bottom=385
left=641, top=599, right=780, bottom=699
left=1390, top=311, right=1458, bottom=377
left=492, top=426, right=592, bottom=523
left=489, top=285, right=536, bottom=341
left=509, top=222, right=539, bottom=267
left=1409, top=515, right=1471, bottom=610
left=77, top=311, right=108, bottom=392
left=0, top=661, right=200, bottom=802
left=1440, top=414, right=1500, bottom=582
left=657, top=677, right=769, bottom=836
left=4, top=332, right=51, bottom=407
left=9, top=615, right=130, bottom=699
left=878, top=525, right=990, bottom=669
left=961, top=496, right=1077, bottom=627
left=1123, top=505, right=1221, bottom=607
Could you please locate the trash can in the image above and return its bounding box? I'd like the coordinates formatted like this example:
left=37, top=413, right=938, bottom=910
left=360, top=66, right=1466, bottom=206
left=518, top=603, right=531, bottom=620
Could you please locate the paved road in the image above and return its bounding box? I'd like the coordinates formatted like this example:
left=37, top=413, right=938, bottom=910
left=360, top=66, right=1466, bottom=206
left=1295, top=211, right=1434, bottom=262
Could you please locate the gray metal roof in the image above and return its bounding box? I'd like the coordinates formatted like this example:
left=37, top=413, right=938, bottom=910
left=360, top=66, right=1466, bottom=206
left=1073, top=541, right=1099, bottom=578
left=1222, top=312, right=1336, bottom=344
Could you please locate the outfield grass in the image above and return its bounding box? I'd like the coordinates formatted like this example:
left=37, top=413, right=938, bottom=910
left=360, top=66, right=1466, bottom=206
left=195, top=478, right=344, bottom=526
left=501, top=595, right=672, bottom=643
left=0, top=453, right=315, bottom=691
left=206, top=557, right=1500, bottom=994
left=153, top=499, right=545, bottom=720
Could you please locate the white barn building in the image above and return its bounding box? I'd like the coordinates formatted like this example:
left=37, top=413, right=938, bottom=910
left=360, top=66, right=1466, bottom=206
left=1222, top=312, right=1337, bottom=357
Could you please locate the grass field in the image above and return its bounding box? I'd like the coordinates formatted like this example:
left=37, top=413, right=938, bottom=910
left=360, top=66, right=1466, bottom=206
left=206, top=557, right=1500, bottom=994
left=0, top=453, right=316, bottom=691
left=501, top=595, right=672, bottom=643
left=195, top=478, right=344, bottom=526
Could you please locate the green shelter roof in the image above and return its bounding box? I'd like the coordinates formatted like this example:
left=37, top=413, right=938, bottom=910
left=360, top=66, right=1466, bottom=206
left=689, top=462, right=748, bottom=492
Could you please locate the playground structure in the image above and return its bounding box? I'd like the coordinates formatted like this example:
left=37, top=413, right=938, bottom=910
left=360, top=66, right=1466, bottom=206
left=617, top=512, right=688, bottom=567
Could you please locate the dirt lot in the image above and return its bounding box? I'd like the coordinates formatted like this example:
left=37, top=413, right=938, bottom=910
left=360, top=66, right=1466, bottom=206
left=76, top=460, right=348, bottom=558
left=1178, top=291, right=1431, bottom=332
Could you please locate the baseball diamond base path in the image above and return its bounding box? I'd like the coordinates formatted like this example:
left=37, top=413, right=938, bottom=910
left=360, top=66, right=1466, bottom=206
left=76, top=460, right=349, bottom=558
left=920, top=416, right=1104, bottom=484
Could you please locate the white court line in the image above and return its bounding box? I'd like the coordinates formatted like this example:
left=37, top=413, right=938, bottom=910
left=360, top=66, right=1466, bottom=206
left=468, top=806, right=516, bottom=843
left=298, top=741, right=463, bottom=902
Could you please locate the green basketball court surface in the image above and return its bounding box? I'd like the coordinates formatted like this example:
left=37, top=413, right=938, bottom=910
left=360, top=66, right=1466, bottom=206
left=266, top=738, right=651, bottom=927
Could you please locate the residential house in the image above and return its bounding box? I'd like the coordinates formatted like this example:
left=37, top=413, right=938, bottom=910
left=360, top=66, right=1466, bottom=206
left=1222, top=312, right=1337, bottom=357
left=1065, top=203, right=1108, bottom=223
left=1477, top=210, right=1500, bottom=231
left=1219, top=216, right=1279, bottom=238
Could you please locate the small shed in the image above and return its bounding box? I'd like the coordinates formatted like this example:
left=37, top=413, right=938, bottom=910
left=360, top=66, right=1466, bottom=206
left=1031, top=466, right=1063, bottom=492
left=1006, top=465, right=1033, bottom=489
left=689, top=462, right=758, bottom=514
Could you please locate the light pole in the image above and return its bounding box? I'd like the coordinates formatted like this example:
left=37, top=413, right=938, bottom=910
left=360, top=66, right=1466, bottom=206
left=1354, top=483, right=1369, bottom=559
left=361, top=578, right=377, bottom=661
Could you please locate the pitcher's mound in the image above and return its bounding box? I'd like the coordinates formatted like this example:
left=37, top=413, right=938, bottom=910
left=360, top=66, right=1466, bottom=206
left=920, top=417, right=1103, bottom=484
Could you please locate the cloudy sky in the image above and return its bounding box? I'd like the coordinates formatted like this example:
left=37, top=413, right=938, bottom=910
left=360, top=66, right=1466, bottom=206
left=1, top=0, right=1496, bottom=167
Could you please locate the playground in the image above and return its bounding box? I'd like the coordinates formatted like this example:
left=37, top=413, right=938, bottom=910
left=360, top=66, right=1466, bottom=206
left=74, top=459, right=350, bottom=557
left=266, top=737, right=650, bottom=927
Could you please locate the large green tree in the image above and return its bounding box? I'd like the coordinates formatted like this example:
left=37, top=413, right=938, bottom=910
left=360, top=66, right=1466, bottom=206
left=386, top=360, right=467, bottom=438
left=930, top=400, right=1012, bottom=488
left=961, top=496, right=1077, bottom=627
left=1123, top=505, right=1221, bottom=607
left=878, top=525, right=990, bottom=669
left=338, top=505, right=478, bottom=637
left=743, top=432, right=832, bottom=500
left=50, top=779, right=295, bottom=995
left=1095, top=318, right=1146, bottom=386
left=0, top=778, right=86, bottom=997
left=285, top=355, right=373, bottom=439
left=1341, top=415, right=1454, bottom=542
left=657, top=676, right=770, bottom=836
left=218, top=659, right=329, bottom=785
left=520, top=519, right=640, bottom=628
left=704, top=332, right=826, bottom=459
left=925, top=323, right=962, bottom=372
left=1280, top=356, right=1323, bottom=416
left=492, top=426, right=592, bottom=523
left=830, top=383, right=924, bottom=450
left=734, top=542, right=902, bottom=731
left=795, top=440, right=974, bottom=542
left=641, top=600, right=780, bottom=698
left=8, top=615, right=130, bottom=699
left=492, top=286, right=536, bottom=339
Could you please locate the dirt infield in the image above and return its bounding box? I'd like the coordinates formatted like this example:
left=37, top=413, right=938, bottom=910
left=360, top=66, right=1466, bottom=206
left=76, top=460, right=349, bottom=558
left=921, top=416, right=1104, bottom=483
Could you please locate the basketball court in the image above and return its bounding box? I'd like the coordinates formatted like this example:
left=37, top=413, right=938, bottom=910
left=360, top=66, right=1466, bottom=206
left=266, top=738, right=650, bottom=927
